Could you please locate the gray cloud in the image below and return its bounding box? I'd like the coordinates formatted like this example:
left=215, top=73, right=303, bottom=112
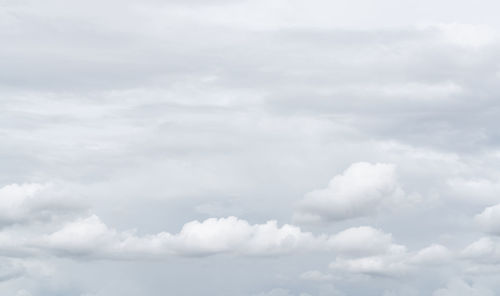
left=2, top=0, right=500, bottom=295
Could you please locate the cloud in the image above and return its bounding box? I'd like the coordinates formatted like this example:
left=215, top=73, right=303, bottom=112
left=329, top=245, right=410, bottom=277
left=409, top=244, right=452, bottom=265
left=2, top=0, right=500, bottom=294
left=431, top=23, right=498, bottom=48
left=40, top=215, right=326, bottom=258
left=447, top=178, right=500, bottom=205
left=0, top=259, right=25, bottom=282
left=299, top=270, right=333, bottom=282
left=0, top=183, right=85, bottom=227
left=475, top=204, right=500, bottom=234
left=433, top=279, right=494, bottom=296
left=252, top=288, right=295, bottom=296
left=38, top=215, right=417, bottom=261
left=252, top=288, right=314, bottom=296
left=327, top=226, right=394, bottom=256
left=461, top=237, right=500, bottom=264
left=329, top=240, right=453, bottom=277
left=327, top=225, right=413, bottom=277
left=295, top=162, right=409, bottom=222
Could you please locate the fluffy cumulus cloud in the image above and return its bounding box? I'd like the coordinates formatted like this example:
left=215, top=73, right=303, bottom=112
left=0, top=206, right=455, bottom=274
left=295, top=162, right=410, bottom=222
left=0, top=183, right=84, bottom=226
left=39, top=215, right=325, bottom=258
left=329, top=242, right=453, bottom=278
left=328, top=229, right=452, bottom=277
left=329, top=241, right=410, bottom=277
left=38, top=216, right=420, bottom=260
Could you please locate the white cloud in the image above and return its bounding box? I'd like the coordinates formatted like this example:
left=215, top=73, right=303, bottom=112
left=40, top=215, right=326, bottom=258
left=167, top=216, right=323, bottom=256
left=409, top=244, right=452, bottom=265
left=475, top=204, right=500, bottom=235
left=447, top=178, right=500, bottom=205
left=295, top=162, right=408, bottom=222
left=461, top=237, right=500, bottom=263
left=327, top=225, right=413, bottom=277
left=329, top=245, right=409, bottom=277
left=329, top=241, right=453, bottom=277
left=39, top=215, right=421, bottom=262
left=327, top=226, right=393, bottom=256
left=433, top=23, right=498, bottom=48
left=2, top=0, right=500, bottom=293
left=0, top=183, right=85, bottom=226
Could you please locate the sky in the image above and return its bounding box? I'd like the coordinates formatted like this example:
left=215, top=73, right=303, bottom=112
left=2, top=0, right=500, bottom=295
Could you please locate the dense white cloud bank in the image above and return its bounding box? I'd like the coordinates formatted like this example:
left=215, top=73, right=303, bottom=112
left=39, top=215, right=418, bottom=260
left=41, top=215, right=323, bottom=258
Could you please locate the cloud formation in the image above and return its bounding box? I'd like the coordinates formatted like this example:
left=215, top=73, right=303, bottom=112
left=40, top=215, right=324, bottom=258
left=2, top=0, right=500, bottom=295
left=0, top=183, right=85, bottom=227
left=295, top=162, right=410, bottom=222
left=475, top=203, right=500, bottom=234
left=38, top=215, right=418, bottom=260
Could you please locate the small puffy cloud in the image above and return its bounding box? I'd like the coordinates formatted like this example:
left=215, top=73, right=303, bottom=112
left=0, top=183, right=85, bottom=226
left=328, top=226, right=412, bottom=277
left=329, top=241, right=452, bottom=277
left=329, top=245, right=409, bottom=277
left=433, top=279, right=494, bottom=296
left=295, top=162, right=408, bottom=222
left=475, top=204, right=500, bottom=235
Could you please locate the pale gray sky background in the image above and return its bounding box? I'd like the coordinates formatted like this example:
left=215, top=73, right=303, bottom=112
left=2, top=1, right=500, bottom=295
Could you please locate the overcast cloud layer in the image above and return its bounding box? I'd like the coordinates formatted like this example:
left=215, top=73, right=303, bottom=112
left=2, top=0, right=500, bottom=295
